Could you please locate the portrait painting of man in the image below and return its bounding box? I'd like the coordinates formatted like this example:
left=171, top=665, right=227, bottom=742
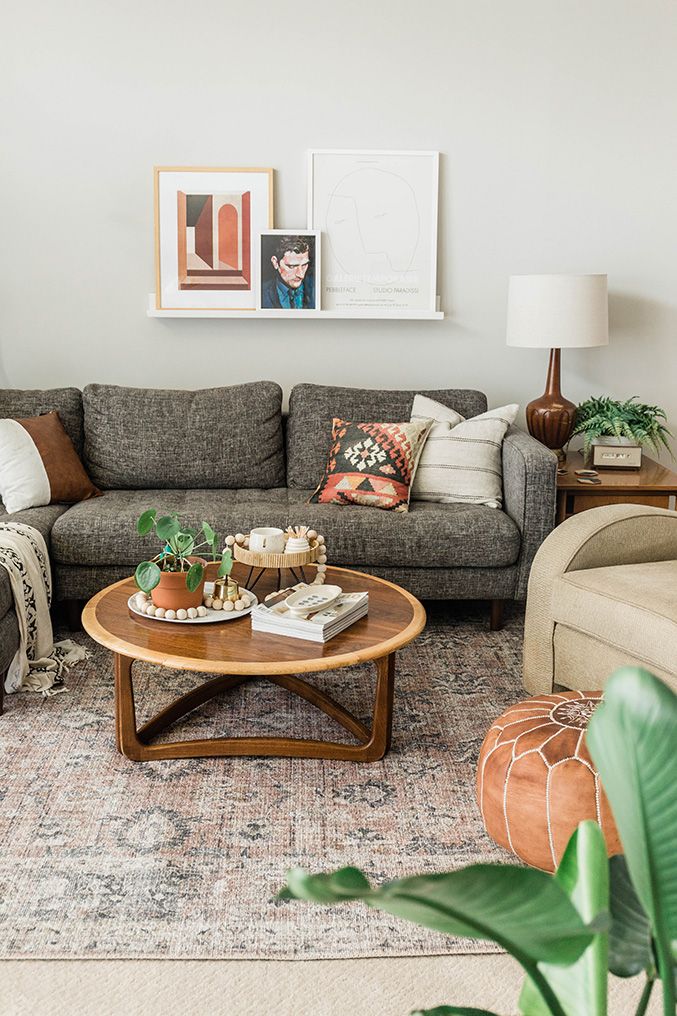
left=259, top=231, right=319, bottom=310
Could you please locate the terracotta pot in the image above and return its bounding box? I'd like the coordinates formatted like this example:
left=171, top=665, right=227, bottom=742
left=150, top=557, right=206, bottom=611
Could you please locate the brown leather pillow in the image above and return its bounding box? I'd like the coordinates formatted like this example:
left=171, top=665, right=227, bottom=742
left=0, top=410, right=100, bottom=513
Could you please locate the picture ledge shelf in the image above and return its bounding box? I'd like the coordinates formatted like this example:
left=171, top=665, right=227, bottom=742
left=146, top=295, right=444, bottom=320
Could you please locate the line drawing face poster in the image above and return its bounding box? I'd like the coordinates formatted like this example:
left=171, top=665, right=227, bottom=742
left=308, top=150, right=439, bottom=312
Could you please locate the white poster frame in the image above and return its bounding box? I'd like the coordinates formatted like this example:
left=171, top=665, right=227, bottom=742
left=307, top=150, right=439, bottom=313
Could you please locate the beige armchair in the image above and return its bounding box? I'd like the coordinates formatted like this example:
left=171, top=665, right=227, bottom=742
left=523, top=503, right=677, bottom=695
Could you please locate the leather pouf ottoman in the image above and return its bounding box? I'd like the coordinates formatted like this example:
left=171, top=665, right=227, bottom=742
left=476, top=690, right=621, bottom=871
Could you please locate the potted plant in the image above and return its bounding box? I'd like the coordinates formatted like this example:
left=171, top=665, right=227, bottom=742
left=134, top=509, right=232, bottom=611
left=571, top=396, right=672, bottom=467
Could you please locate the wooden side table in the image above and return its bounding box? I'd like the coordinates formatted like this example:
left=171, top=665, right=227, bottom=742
left=556, top=452, right=677, bottom=524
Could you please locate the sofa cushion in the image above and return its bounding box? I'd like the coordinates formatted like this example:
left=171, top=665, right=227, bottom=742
left=288, top=492, right=520, bottom=568
left=555, top=559, right=677, bottom=677
left=0, top=502, right=72, bottom=542
left=50, top=488, right=521, bottom=570
left=287, top=384, right=488, bottom=489
left=82, top=383, right=285, bottom=490
left=50, top=489, right=291, bottom=566
left=0, top=387, right=83, bottom=454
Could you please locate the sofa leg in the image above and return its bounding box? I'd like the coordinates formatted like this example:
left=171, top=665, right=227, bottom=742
left=64, top=599, right=84, bottom=632
left=490, top=599, right=505, bottom=631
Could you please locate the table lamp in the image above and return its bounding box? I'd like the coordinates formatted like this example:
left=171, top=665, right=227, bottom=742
left=506, top=274, right=609, bottom=462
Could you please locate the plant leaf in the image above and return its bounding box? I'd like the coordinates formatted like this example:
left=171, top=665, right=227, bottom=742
left=185, top=561, right=203, bottom=592
left=202, top=521, right=216, bottom=547
left=174, top=532, right=195, bottom=557
left=608, top=855, right=654, bottom=978
left=137, top=509, right=157, bottom=535
left=587, top=667, right=677, bottom=1012
left=217, top=548, right=233, bottom=578
left=281, top=864, right=602, bottom=968
left=519, top=821, right=609, bottom=1015
left=411, top=1008, right=501, bottom=1015
left=134, top=560, right=161, bottom=592
left=155, top=515, right=180, bottom=542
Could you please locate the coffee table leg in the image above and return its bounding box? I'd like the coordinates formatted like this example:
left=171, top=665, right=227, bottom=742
left=114, top=653, right=144, bottom=760
left=360, top=653, right=395, bottom=761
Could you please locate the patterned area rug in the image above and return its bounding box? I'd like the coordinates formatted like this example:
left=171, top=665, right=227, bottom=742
left=0, top=603, right=523, bottom=960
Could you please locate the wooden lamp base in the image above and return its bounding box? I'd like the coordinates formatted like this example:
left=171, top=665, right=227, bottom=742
left=525, top=348, right=576, bottom=463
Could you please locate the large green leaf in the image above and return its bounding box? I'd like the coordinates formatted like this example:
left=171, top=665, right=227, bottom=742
left=587, top=667, right=677, bottom=1014
left=134, top=560, right=161, bottom=593
left=608, top=855, right=654, bottom=978
left=137, top=508, right=156, bottom=535
left=185, top=561, right=203, bottom=592
left=282, top=864, right=601, bottom=966
left=155, top=514, right=180, bottom=542
left=202, top=521, right=217, bottom=548
left=518, top=822, right=609, bottom=1015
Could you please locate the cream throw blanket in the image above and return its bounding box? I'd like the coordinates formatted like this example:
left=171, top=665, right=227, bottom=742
left=0, top=521, right=89, bottom=695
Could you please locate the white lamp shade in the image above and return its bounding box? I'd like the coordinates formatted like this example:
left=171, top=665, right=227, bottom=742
left=506, top=274, right=609, bottom=349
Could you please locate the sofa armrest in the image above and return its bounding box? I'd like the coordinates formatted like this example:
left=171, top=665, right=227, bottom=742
left=523, top=503, right=677, bottom=694
left=502, top=427, right=558, bottom=600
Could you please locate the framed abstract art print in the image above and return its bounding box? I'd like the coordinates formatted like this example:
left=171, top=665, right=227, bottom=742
left=154, top=167, right=273, bottom=311
left=307, top=150, right=439, bottom=313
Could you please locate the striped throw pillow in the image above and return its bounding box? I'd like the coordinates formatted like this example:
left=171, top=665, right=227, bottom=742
left=411, top=394, right=518, bottom=508
left=0, top=411, right=100, bottom=514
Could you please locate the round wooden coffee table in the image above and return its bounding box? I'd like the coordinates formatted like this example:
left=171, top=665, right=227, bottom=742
left=82, top=566, right=426, bottom=763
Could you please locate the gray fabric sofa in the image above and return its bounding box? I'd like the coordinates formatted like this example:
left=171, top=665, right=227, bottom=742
left=0, top=381, right=557, bottom=708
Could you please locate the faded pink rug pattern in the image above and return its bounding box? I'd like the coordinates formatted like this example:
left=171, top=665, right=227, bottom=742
left=0, top=604, right=521, bottom=959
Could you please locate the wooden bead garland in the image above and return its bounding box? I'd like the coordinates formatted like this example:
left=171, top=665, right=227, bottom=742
left=132, top=589, right=251, bottom=620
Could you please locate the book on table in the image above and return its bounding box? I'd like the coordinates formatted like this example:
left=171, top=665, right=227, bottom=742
left=251, top=588, right=369, bottom=642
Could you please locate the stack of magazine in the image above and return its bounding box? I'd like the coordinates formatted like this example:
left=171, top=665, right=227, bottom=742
left=251, top=588, right=369, bottom=643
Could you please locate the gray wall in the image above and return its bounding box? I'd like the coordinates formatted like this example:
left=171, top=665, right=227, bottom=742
left=3, top=0, right=676, bottom=457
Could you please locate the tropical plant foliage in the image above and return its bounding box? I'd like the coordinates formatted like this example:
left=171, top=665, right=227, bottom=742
left=134, top=508, right=232, bottom=594
left=571, top=396, right=672, bottom=458
left=280, top=668, right=677, bottom=1015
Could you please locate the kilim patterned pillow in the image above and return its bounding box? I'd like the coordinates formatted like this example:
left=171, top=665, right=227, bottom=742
left=308, top=417, right=433, bottom=512
left=411, top=394, right=518, bottom=508
left=0, top=411, right=100, bottom=514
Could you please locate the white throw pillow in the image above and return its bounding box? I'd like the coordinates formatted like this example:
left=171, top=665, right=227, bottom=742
left=410, top=394, right=519, bottom=508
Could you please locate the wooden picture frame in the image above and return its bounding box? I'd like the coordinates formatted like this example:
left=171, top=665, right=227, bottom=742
left=154, top=166, right=274, bottom=312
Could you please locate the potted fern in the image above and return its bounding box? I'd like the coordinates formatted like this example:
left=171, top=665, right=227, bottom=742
left=571, top=396, right=672, bottom=468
